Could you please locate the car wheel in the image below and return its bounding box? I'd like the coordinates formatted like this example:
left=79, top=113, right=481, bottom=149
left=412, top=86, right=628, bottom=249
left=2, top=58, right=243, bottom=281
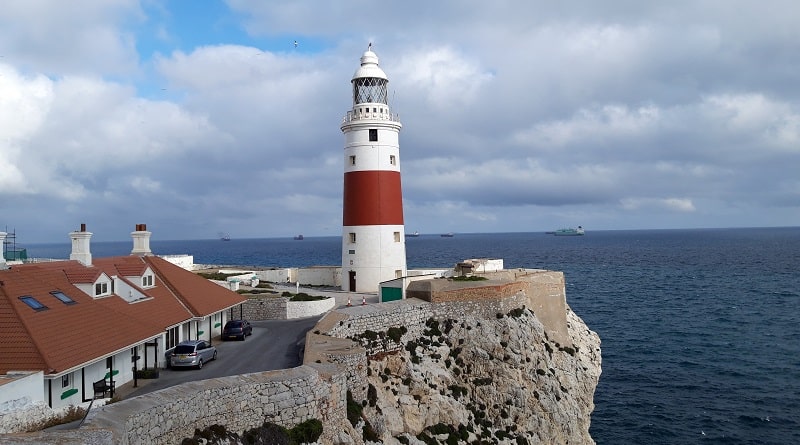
left=240, top=334, right=246, bottom=341
left=212, top=350, right=218, bottom=361
left=197, top=359, right=203, bottom=369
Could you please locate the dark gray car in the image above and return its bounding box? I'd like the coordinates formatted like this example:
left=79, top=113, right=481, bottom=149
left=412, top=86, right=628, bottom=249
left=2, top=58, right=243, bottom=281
left=169, top=340, right=217, bottom=369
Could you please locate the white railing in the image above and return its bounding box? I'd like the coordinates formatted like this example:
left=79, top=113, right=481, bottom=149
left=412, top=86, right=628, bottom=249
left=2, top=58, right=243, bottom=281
left=342, top=110, right=401, bottom=124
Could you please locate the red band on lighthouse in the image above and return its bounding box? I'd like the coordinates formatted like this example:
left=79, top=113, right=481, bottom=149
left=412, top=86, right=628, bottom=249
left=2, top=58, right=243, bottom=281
left=343, top=170, right=404, bottom=226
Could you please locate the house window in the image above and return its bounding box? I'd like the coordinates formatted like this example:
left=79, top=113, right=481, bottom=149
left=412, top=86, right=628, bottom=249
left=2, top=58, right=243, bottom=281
left=394, top=231, right=400, bottom=242
left=62, top=374, right=70, bottom=388
left=142, top=275, right=153, bottom=287
left=369, top=129, right=378, bottom=141
left=166, top=326, right=179, bottom=350
left=95, top=282, right=108, bottom=296
left=349, top=232, right=356, bottom=243
left=390, top=155, right=396, bottom=165
left=350, top=155, right=356, bottom=166
left=348, top=249, right=355, bottom=254
left=395, top=270, right=402, bottom=279
left=19, top=296, right=48, bottom=311
left=51, top=291, right=76, bottom=305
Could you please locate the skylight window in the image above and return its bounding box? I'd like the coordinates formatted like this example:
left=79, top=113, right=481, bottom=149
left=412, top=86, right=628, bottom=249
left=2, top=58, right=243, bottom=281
left=51, top=291, right=76, bottom=305
left=19, top=296, right=48, bottom=311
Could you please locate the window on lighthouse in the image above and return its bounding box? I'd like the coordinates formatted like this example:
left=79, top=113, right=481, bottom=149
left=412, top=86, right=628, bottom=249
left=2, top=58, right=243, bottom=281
left=369, top=129, right=378, bottom=141
left=390, top=155, right=396, bottom=165
left=349, top=232, right=356, bottom=243
left=350, top=155, right=356, bottom=166
left=394, top=232, right=400, bottom=242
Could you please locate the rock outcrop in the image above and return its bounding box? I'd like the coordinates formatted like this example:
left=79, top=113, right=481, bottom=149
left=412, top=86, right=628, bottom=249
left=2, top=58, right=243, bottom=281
left=349, top=306, right=601, bottom=444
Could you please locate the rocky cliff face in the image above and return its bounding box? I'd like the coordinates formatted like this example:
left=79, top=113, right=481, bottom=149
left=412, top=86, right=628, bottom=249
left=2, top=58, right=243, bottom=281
left=348, top=306, right=601, bottom=444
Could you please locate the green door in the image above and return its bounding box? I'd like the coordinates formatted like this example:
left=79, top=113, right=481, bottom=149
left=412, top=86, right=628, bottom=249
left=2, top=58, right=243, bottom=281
left=381, top=287, right=402, bottom=302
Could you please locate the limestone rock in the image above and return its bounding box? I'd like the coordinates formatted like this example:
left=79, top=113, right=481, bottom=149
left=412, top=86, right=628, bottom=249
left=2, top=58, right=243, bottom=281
left=354, top=306, right=601, bottom=444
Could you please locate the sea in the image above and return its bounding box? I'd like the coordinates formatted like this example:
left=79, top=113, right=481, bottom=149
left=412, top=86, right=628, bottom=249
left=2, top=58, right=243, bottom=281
left=21, top=227, right=800, bottom=444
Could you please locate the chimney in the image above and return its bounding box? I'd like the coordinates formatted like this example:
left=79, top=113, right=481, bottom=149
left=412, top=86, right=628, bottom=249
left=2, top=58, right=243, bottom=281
left=131, top=223, right=152, bottom=256
left=69, top=224, right=93, bottom=266
left=0, top=232, right=7, bottom=270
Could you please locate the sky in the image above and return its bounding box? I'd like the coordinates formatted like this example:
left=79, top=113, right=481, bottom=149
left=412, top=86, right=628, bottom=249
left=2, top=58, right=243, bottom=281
left=1, top=1, right=799, bottom=243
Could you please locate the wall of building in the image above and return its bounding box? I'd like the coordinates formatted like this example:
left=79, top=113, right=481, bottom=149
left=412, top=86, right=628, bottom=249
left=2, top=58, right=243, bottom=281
left=0, top=371, right=47, bottom=433
left=297, top=267, right=340, bottom=287
left=159, top=255, right=194, bottom=270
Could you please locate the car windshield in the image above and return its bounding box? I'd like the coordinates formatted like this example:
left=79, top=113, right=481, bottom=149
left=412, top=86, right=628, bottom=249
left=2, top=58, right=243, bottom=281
left=174, top=345, right=195, bottom=354
left=227, top=321, right=242, bottom=328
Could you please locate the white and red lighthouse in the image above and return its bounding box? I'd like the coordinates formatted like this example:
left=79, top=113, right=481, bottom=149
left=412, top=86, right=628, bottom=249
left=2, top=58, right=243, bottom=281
left=341, top=44, right=406, bottom=292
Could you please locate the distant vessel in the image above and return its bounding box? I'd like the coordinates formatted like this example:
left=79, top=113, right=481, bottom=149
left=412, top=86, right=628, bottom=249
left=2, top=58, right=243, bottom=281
left=405, top=231, right=420, bottom=237
left=219, top=232, right=231, bottom=241
left=440, top=233, right=455, bottom=238
left=552, top=226, right=584, bottom=236
left=294, top=235, right=304, bottom=240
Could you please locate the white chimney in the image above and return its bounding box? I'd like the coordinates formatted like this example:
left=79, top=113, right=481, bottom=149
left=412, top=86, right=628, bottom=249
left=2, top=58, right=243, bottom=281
left=69, top=224, right=92, bottom=266
left=0, top=232, right=8, bottom=270
left=131, top=223, right=152, bottom=256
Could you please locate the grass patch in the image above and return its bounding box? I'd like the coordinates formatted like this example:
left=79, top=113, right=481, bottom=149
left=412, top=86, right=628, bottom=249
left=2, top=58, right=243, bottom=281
left=451, top=275, right=489, bottom=281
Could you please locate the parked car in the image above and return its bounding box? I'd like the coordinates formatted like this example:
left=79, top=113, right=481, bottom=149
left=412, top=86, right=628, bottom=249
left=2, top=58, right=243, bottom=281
left=222, top=319, right=253, bottom=341
left=169, top=340, right=217, bottom=369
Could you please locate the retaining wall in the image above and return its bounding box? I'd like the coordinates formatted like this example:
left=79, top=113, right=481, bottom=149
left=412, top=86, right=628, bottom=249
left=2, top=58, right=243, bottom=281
left=240, top=295, right=335, bottom=320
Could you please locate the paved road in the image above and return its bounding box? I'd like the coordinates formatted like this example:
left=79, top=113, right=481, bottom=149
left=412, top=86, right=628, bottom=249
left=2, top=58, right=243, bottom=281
left=124, top=316, right=321, bottom=399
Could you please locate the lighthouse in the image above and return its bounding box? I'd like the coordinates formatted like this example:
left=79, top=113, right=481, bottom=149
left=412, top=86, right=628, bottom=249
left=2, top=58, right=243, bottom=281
left=341, top=44, right=407, bottom=292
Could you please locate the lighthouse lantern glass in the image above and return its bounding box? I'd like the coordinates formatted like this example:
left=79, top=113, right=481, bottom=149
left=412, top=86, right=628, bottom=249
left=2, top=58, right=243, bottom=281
left=353, top=77, right=388, bottom=105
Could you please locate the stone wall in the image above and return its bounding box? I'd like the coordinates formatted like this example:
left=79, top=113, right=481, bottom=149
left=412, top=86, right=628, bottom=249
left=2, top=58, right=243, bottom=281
left=239, top=295, right=335, bottom=320
left=81, top=365, right=349, bottom=445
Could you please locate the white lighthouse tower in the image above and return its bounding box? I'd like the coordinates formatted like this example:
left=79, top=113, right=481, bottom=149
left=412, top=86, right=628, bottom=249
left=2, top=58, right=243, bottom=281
left=341, top=44, right=407, bottom=292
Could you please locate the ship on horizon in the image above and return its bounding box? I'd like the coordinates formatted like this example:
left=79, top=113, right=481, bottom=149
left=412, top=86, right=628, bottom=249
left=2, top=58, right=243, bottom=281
left=548, top=226, right=585, bottom=236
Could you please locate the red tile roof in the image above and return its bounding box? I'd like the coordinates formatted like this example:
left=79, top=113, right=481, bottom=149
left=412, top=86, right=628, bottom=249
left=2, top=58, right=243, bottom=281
left=0, top=255, right=246, bottom=376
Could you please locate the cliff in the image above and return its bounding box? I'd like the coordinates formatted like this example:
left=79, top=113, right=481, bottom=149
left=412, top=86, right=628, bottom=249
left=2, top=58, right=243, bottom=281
left=343, top=305, right=601, bottom=444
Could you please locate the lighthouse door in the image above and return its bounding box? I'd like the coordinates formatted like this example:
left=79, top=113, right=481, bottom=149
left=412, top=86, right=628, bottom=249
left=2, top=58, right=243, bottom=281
left=349, top=271, right=356, bottom=292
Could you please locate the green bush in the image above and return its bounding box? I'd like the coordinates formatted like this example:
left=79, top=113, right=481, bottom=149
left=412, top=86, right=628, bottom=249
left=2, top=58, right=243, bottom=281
left=346, top=391, right=362, bottom=427
left=288, top=419, right=323, bottom=444
left=289, top=292, right=327, bottom=301
left=387, top=326, right=405, bottom=343
left=451, top=275, right=489, bottom=281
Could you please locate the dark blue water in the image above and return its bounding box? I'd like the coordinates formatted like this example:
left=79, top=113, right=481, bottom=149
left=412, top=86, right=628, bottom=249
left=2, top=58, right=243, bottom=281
left=23, top=228, right=800, bottom=444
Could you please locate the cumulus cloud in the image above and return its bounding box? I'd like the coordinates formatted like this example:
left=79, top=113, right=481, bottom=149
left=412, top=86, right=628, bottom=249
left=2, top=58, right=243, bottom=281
left=2, top=0, right=800, bottom=241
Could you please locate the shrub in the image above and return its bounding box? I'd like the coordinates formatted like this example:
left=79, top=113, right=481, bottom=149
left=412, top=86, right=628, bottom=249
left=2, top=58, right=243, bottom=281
left=451, top=275, right=488, bottom=281
left=27, top=405, right=86, bottom=431
left=387, top=326, right=404, bottom=343
left=560, top=346, right=576, bottom=356
left=346, top=391, right=362, bottom=427
left=288, top=419, right=323, bottom=444
left=289, top=293, right=327, bottom=301
left=367, top=383, right=378, bottom=406
left=508, top=307, right=525, bottom=318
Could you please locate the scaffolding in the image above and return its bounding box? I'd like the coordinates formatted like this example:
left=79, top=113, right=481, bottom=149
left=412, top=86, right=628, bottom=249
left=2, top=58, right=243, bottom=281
left=3, top=227, right=28, bottom=261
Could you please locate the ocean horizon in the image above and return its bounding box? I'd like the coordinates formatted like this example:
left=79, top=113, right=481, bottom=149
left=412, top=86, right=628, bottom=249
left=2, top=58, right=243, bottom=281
left=14, top=227, right=800, bottom=444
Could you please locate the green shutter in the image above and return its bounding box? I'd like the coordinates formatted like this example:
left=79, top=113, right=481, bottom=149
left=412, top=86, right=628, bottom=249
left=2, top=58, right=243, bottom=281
left=60, top=388, right=78, bottom=400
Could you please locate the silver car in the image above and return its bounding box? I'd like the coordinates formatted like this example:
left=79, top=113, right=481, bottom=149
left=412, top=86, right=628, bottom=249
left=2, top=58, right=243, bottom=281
left=169, top=340, right=217, bottom=369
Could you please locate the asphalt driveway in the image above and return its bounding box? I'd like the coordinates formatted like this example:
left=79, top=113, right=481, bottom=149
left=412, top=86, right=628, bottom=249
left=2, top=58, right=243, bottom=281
left=123, top=316, right=321, bottom=399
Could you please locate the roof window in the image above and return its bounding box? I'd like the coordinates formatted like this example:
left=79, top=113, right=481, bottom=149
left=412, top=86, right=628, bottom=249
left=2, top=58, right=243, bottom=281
left=19, top=296, right=48, bottom=311
left=51, top=291, right=76, bottom=305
